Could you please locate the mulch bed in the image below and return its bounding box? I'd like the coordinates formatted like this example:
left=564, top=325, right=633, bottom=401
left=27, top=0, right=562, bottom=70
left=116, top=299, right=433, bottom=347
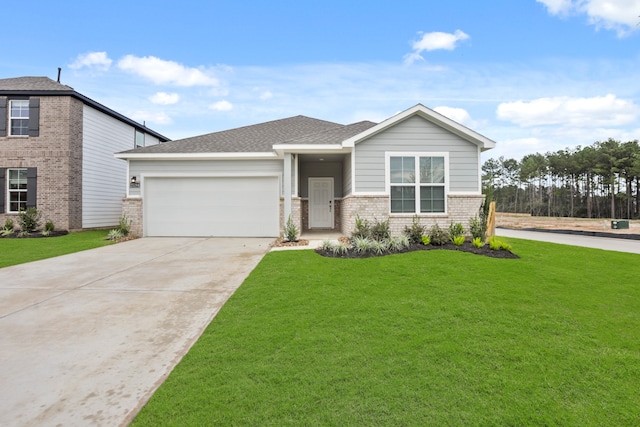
left=0, top=230, right=69, bottom=238
left=271, top=238, right=310, bottom=247
left=316, top=241, right=519, bottom=259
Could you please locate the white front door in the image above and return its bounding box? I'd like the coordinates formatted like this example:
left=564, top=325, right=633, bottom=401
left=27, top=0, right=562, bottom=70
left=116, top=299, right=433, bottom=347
left=309, top=177, right=333, bottom=229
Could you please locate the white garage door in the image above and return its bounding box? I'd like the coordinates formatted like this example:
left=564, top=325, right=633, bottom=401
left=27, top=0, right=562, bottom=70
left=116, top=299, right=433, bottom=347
left=144, top=177, right=280, bottom=237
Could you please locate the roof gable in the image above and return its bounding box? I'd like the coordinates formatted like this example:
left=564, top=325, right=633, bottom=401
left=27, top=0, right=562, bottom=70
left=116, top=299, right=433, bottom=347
left=342, top=104, right=496, bottom=151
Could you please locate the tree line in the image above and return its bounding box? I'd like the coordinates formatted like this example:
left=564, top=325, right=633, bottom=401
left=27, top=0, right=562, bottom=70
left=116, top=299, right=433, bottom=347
left=483, top=138, right=640, bottom=219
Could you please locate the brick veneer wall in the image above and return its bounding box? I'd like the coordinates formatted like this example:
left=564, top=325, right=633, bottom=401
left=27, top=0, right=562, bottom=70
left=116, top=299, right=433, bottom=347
left=341, top=194, right=485, bottom=236
left=0, top=96, right=83, bottom=231
left=122, top=197, right=143, bottom=237
left=279, top=197, right=301, bottom=237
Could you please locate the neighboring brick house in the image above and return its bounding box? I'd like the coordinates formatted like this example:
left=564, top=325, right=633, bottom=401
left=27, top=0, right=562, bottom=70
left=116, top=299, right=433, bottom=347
left=0, top=76, right=169, bottom=231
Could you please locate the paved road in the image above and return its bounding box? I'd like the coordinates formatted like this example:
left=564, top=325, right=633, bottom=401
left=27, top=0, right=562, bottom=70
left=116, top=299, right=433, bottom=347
left=0, top=237, right=272, bottom=427
left=497, top=228, right=640, bottom=254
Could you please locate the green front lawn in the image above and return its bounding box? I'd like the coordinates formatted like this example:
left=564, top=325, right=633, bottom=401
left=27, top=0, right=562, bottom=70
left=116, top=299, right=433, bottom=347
left=0, top=230, right=113, bottom=268
left=133, top=239, right=640, bottom=426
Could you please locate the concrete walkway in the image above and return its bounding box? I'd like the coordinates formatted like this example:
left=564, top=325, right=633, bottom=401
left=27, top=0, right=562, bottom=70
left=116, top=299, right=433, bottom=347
left=0, top=237, right=272, bottom=427
left=497, top=228, right=640, bottom=255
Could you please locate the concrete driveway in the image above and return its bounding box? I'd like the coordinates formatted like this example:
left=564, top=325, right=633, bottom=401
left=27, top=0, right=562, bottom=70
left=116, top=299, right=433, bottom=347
left=0, top=237, right=272, bottom=427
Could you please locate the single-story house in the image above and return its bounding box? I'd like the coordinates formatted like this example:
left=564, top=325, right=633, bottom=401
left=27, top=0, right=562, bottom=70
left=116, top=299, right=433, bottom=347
left=115, top=104, right=496, bottom=237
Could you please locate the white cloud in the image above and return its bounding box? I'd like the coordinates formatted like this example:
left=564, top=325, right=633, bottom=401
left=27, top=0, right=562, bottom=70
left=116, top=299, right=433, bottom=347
left=209, top=100, right=233, bottom=111
left=117, top=55, right=219, bottom=86
left=404, top=30, right=469, bottom=65
left=433, top=106, right=477, bottom=128
left=149, top=92, right=180, bottom=105
left=496, top=94, right=638, bottom=127
left=537, top=0, right=640, bottom=36
left=130, top=111, right=173, bottom=125
left=259, top=90, right=273, bottom=100
left=69, top=51, right=112, bottom=71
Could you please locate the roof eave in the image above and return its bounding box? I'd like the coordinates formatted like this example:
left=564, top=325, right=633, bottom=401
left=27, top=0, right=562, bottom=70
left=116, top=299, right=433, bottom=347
left=115, top=152, right=279, bottom=161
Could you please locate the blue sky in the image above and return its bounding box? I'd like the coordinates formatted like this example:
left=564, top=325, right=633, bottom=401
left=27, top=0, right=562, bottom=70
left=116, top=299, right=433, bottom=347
left=2, top=0, right=639, bottom=161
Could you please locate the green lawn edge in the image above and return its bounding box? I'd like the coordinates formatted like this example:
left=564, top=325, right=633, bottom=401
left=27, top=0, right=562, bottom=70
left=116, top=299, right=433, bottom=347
left=132, top=239, right=640, bottom=426
left=0, top=230, right=113, bottom=268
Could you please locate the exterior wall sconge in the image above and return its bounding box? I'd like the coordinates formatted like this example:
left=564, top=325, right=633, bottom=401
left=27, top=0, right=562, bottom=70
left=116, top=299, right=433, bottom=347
left=130, top=176, right=140, bottom=188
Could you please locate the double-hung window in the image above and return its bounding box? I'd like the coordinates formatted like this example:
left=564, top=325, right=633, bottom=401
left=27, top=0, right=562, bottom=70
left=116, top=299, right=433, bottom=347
left=389, top=153, right=447, bottom=214
left=7, top=168, right=28, bottom=212
left=9, top=100, right=30, bottom=136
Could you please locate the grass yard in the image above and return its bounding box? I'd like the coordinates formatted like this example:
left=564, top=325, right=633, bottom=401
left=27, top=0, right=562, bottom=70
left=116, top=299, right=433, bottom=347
left=133, top=239, right=640, bottom=426
left=0, top=230, right=113, bottom=268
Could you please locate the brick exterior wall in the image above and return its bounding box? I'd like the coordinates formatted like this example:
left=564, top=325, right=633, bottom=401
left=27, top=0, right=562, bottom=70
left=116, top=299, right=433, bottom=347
left=0, top=96, right=83, bottom=231
left=122, top=197, right=143, bottom=237
left=341, top=194, right=485, bottom=236
left=279, top=197, right=302, bottom=237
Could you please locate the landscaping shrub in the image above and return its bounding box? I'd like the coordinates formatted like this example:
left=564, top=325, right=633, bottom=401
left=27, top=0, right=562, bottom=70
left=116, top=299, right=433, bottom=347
left=118, top=216, right=131, bottom=236
left=283, top=215, right=299, bottom=242
left=469, top=216, right=485, bottom=241
left=18, top=207, right=42, bottom=233
left=370, top=218, right=390, bottom=241
left=351, top=215, right=371, bottom=240
left=403, top=215, right=424, bottom=244
left=421, top=235, right=431, bottom=245
left=452, top=235, right=465, bottom=246
left=449, top=222, right=465, bottom=239
left=106, top=229, right=124, bottom=241
left=428, top=224, right=450, bottom=246
left=3, top=219, right=14, bottom=231
left=489, top=236, right=512, bottom=252
left=472, top=237, right=485, bottom=248
left=44, top=220, right=55, bottom=232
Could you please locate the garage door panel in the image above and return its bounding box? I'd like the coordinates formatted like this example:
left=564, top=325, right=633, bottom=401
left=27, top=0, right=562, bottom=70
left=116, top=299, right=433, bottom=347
left=144, top=177, right=279, bottom=237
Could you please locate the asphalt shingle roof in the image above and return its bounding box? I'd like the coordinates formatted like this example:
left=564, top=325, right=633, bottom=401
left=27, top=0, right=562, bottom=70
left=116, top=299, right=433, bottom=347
left=0, top=76, right=73, bottom=92
left=120, top=115, right=373, bottom=154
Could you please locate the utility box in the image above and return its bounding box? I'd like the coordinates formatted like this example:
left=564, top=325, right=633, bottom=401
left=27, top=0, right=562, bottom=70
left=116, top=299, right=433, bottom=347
left=611, top=220, right=630, bottom=230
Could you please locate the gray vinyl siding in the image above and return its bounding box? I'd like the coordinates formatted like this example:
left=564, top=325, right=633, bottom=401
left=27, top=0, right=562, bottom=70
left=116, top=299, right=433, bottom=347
left=354, top=115, right=480, bottom=193
left=128, top=159, right=283, bottom=197
left=343, top=152, right=352, bottom=196
left=82, top=106, right=135, bottom=228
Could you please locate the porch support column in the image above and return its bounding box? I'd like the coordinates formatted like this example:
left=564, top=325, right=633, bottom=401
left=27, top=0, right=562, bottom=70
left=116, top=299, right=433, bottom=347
left=283, top=152, right=292, bottom=222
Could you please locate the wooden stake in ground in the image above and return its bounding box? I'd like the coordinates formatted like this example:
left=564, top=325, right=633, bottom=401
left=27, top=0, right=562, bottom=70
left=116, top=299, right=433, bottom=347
left=486, top=201, right=496, bottom=239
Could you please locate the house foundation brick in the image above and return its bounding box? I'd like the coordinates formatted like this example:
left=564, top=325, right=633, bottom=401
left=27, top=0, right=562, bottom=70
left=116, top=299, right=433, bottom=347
left=122, top=198, right=143, bottom=237
left=341, top=194, right=485, bottom=236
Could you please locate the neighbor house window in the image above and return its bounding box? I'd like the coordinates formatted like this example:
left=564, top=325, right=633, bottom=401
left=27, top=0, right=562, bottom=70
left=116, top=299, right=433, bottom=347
left=389, top=154, right=447, bottom=214
left=135, top=130, right=145, bottom=148
left=9, top=100, right=29, bottom=136
left=7, top=168, right=28, bottom=212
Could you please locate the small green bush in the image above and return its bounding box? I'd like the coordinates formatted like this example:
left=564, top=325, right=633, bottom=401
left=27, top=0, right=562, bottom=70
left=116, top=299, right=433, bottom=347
left=18, top=207, right=42, bottom=233
left=472, top=237, right=485, bottom=248
left=352, top=215, right=371, bottom=240
left=388, top=235, right=410, bottom=251
left=449, top=222, right=465, bottom=239
left=488, top=237, right=512, bottom=252
left=452, top=235, right=465, bottom=246
left=3, top=218, right=14, bottom=231
left=403, top=215, right=425, bottom=244
left=283, top=215, right=299, bottom=242
left=352, top=236, right=375, bottom=254
left=429, top=224, right=450, bottom=246
left=106, top=229, right=124, bottom=241
left=44, top=220, right=55, bottom=232
left=118, top=216, right=131, bottom=236
left=331, top=242, right=349, bottom=256
left=421, top=235, right=431, bottom=245
left=370, top=218, right=390, bottom=241
left=469, top=216, right=485, bottom=241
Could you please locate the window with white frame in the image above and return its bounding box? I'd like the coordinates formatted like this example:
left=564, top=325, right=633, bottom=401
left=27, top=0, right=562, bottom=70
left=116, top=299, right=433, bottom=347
left=135, top=130, right=145, bottom=148
left=9, top=100, right=29, bottom=136
left=7, top=168, right=28, bottom=212
left=389, top=154, right=446, bottom=214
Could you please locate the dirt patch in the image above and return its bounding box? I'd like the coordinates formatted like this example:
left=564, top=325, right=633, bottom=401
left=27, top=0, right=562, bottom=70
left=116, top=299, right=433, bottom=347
left=496, top=213, right=639, bottom=235
left=271, top=238, right=310, bottom=247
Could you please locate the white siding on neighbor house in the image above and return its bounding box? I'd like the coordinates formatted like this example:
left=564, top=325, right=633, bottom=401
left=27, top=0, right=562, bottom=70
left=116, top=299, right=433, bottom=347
left=144, top=134, right=160, bottom=147
left=128, top=159, right=284, bottom=198
left=82, top=106, right=138, bottom=228
left=354, top=115, right=480, bottom=194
